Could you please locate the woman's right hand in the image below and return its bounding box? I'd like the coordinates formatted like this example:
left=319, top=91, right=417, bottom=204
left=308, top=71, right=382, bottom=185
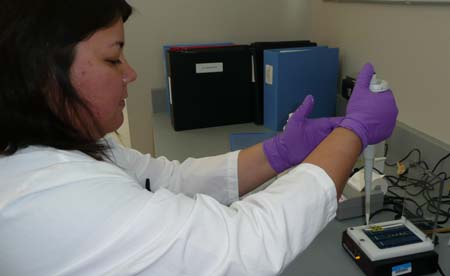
left=339, top=63, right=399, bottom=149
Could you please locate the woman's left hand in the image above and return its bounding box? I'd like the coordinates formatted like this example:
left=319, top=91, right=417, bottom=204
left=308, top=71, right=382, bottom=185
left=263, top=95, right=343, bottom=173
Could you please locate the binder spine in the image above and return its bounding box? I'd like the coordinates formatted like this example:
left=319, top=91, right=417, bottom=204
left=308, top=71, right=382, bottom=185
left=263, top=50, right=279, bottom=131
left=252, top=47, right=264, bottom=124
left=250, top=47, right=257, bottom=124
left=163, top=46, right=172, bottom=113
left=166, top=51, right=176, bottom=129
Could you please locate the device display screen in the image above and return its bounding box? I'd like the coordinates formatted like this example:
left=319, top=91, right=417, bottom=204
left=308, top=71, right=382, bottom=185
left=364, top=225, right=422, bottom=249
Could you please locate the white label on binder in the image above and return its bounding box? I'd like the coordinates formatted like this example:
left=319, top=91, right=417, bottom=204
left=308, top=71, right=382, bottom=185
left=265, top=64, right=273, bottom=85
left=168, top=77, right=173, bottom=104
left=195, top=62, right=223, bottom=74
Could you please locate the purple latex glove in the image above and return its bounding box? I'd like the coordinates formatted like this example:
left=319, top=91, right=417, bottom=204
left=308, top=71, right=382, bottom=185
left=263, top=95, right=343, bottom=173
left=339, top=63, right=398, bottom=149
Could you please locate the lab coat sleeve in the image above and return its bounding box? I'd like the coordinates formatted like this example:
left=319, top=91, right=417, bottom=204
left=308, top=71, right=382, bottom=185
left=0, top=161, right=337, bottom=276
left=116, top=162, right=337, bottom=275
left=106, top=136, right=239, bottom=205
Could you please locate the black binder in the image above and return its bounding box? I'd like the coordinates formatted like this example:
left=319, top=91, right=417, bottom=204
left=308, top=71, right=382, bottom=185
left=167, top=45, right=252, bottom=131
left=250, top=40, right=317, bottom=124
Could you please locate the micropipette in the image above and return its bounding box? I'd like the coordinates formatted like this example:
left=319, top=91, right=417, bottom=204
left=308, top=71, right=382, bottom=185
left=364, top=75, right=389, bottom=225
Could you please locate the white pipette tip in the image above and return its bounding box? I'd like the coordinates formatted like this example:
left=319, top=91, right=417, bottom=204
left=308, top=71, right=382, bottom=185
left=370, top=74, right=389, bottom=93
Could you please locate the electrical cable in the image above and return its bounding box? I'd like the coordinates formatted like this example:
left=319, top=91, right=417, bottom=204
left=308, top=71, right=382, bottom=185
left=432, top=152, right=450, bottom=173
left=369, top=208, right=402, bottom=220
left=385, top=147, right=423, bottom=167
left=376, top=145, right=450, bottom=227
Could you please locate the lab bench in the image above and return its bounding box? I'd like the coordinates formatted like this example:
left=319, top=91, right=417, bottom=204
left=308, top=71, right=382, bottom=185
left=152, top=112, right=450, bottom=276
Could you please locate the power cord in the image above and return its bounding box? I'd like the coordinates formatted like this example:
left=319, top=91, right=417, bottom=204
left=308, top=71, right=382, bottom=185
left=380, top=146, right=450, bottom=226
left=438, top=263, right=447, bottom=276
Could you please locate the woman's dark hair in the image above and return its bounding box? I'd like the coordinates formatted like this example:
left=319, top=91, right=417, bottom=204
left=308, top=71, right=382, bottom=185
left=0, top=0, right=132, bottom=160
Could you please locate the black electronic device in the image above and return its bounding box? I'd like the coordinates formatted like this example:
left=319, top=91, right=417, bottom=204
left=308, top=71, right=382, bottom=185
left=342, top=218, right=439, bottom=276
left=341, top=75, right=356, bottom=99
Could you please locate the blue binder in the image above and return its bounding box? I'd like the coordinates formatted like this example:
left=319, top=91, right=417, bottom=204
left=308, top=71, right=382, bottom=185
left=250, top=41, right=317, bottom=125
left=162, top=43, right=233, bottom=113
left=263, top=47, right=339, bottom=131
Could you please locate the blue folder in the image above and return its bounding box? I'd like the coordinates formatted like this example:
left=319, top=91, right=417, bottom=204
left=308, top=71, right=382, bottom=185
left=230, top=132, right=278, bottom=151
left=162, top=43, right=233, bottom=113
left=263, top=47, right=339, bottom=131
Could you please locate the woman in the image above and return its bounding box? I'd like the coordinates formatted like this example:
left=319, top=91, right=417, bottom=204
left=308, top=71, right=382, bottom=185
left=0, top=0, right=398, bottom=275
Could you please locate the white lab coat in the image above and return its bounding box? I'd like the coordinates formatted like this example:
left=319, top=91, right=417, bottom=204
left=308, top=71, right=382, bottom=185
left=0, top=137, right=337, bottom=276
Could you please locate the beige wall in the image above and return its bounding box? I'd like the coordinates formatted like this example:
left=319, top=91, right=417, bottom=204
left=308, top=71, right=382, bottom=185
left=123, top=1, right=450, bottom=152
left=309, top=1, right=450, bottom=145
left=115, top=105, right=132, bottom=148
left=123, top=0, right=310, bottom=154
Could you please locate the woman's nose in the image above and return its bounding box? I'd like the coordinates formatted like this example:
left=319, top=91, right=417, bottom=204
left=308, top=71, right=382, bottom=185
left=125, top=64, right=137, bottom=83
left=122, top=59, right=137, bottom=84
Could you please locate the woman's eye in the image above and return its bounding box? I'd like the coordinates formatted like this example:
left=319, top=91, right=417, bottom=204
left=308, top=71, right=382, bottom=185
left=107, top=59, right=122, bottom=65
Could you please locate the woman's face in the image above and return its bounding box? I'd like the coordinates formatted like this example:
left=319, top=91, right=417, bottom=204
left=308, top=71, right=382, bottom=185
left=70, top=19, right=137, bottom=138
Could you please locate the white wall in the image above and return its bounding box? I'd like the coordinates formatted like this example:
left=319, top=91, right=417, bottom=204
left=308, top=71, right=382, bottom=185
left=115, top=104, right=132, bottom=147
left=124, top=0, right=311, bottom=154
left=309, top=1, right=450, bottom=145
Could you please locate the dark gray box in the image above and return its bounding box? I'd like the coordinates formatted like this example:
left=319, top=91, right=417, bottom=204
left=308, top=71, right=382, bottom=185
left=336, top=185, right=385, bottom=220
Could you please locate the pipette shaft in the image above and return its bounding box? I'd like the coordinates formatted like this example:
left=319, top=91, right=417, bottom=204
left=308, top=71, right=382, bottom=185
left=364, top=144, right=375, bottom=225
